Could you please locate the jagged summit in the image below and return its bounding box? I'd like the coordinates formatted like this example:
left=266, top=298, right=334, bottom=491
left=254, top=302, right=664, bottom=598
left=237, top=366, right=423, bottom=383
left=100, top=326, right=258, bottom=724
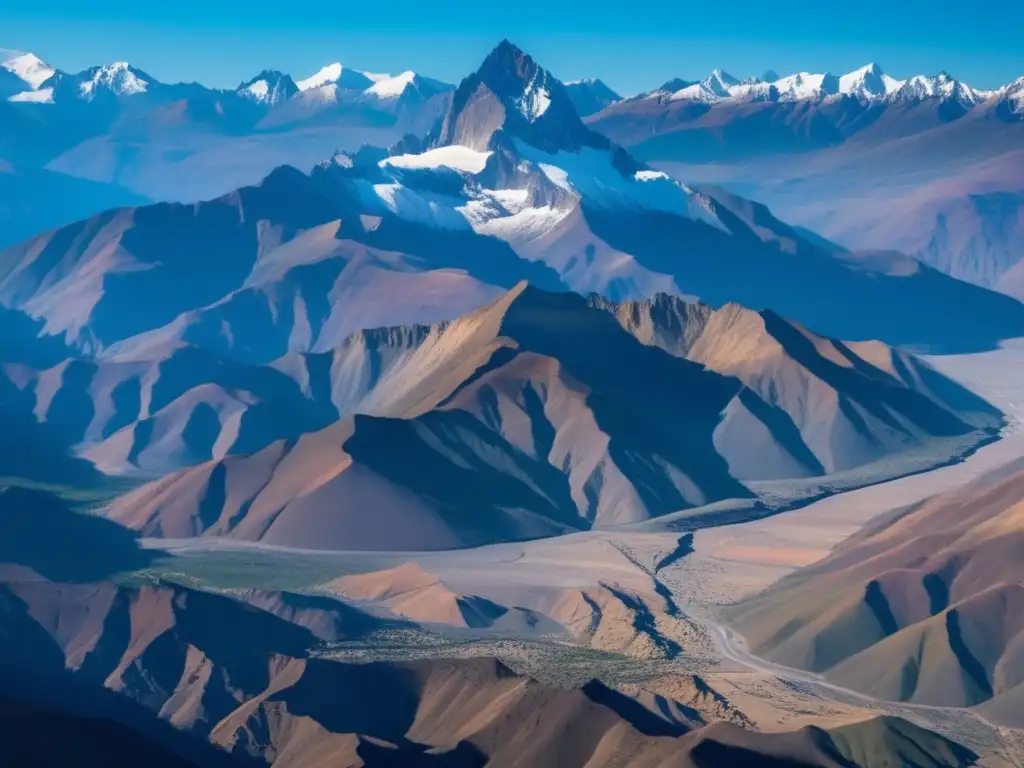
left=706, top=69, right=739, bottom=89
left=436, top=39, right=606, bottom=153
left=237, top=69, right=298, bottom=105
left=78, top=61, right=153, bottom=98
left=295, top=62, right=374, bottom=92
left=839, top=62, right=903, bottom=99
left=892, top=71, right=990, bottom=107
left=28, top=60, right=156, bottom=103
left=667, top=69, right=743, bottom=102
left=1, top=50, right=56, bottom=90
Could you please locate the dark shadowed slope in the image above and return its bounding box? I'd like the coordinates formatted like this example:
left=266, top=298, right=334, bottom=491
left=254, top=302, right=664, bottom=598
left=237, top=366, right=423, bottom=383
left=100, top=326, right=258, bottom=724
left=0, top=486, right=155, bottom=581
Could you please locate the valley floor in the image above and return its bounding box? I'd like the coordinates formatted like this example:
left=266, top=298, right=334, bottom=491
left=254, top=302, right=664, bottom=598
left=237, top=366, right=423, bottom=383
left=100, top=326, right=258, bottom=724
left=135, top=340, right=1024, bottom=766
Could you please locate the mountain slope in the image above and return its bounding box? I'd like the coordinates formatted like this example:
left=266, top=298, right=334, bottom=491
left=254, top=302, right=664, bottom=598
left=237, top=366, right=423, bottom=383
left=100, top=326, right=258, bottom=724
left=99, top=284, right=999, bottom=550
left=0, top=162, right=563, bottom=354
left=728, top=461, right=1024, bottom=721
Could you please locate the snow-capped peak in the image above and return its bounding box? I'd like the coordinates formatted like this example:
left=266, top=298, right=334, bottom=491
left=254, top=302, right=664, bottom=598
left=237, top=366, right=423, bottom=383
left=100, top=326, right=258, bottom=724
left=999, top=76, right=1024, bottom=115
left=838, top=63, right=904, bottom=99
left=772, top=71, right=838, bottom=101
left=79, top=61, right=151, bottom=98
left=237, top=70, right=297, bottom=105
left=437, top=40, right=603, bottom=153
left=295, top=62, right=373, bottom=92
left=706, top=69, right=739, bottom=91
left=296, top=62, right=341, bottom=91
left=1, top=51, right=56, bottom=89
left=366, top=70, right=417, bottom=98
left=891, top=72, right=988, bottom=107
left=666, top=68, right=784, bottom=103
left=667, top=69, right=741, bottom=102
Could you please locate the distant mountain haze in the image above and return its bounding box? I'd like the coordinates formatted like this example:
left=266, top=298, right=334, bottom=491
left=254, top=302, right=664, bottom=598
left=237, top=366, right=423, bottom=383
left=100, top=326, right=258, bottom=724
left=586, top=64, right=1024, bottom=300
left=4, top=45, right=1022, bottom=295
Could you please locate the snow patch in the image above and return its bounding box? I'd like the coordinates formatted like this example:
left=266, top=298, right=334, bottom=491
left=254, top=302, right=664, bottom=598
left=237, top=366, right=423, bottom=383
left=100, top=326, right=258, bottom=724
left=243, top=80, right=269, bottom=100
left=8, top=87, right=54, bottom=103
left=297, top=63, right=343, bottom=91
left=367, top=70, right=416, bottom=98
left=1, top=52, right=55, bottom=89
left=520, top=142, right=727, bottom=230
left=382, top=145, right=492, bottom=174
left=635, top=170, right=671, bottom=182
left=369, top=183, right=472, bottom=230
left=519, top=70, right=552, bottom=121
left=471, top=205, right=570, bottom=240
left=772, top=72, right=834, bottom=101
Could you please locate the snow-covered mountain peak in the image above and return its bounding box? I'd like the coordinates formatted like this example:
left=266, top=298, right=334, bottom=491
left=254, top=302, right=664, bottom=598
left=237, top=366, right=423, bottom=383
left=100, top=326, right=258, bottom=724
left=892, top=72, right=988, bottom=107
left=237, top=70, right=298, bottom=105
left=995, top=76, right=1024, bottom=116
left=296, top=62, right=373, bottom=92
left=437, top=40, right=599, bottom=153
left=1, top=51, right=56, bottom=90
left=666, top=69, right=742, bottom=103
left=79, top=61, right=152, bottom=98
left=839, top=63, right=904, bottom=99
left=296, top=62, right=341, bottom=91
left=367, top=70, right=416, bottom=98
left=707, top=69, right=739, bottom=88
left=772, top=71, right=839, bottom=101
left=475, top=40, right=556, bottom=121
left=363, top=70, right=452, bottom=105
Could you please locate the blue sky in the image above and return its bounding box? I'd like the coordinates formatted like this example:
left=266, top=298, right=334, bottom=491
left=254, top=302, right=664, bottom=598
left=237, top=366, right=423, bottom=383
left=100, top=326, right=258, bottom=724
left=4, top=0, right=1023, bottom=95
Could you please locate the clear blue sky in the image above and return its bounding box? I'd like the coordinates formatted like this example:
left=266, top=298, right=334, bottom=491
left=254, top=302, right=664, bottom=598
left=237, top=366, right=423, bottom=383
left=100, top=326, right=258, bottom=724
left=4, top=0, right=1023, bottom=95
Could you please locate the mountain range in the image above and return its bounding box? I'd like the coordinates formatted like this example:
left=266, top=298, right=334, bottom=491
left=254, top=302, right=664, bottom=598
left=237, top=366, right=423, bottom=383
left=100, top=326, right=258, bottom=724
left=94, top=284, right=999, bottom=550
left=586, top=64, right=1024, bottom=301
left=4, top=44, right=1023, bottom=303
left=0, top=48, right=455, bottom=236
left=4, top=44, right=1024, bottom=357
left=0, top=38, right=1020, bottom=767
left=0, top=42, right=1014, bottom=557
